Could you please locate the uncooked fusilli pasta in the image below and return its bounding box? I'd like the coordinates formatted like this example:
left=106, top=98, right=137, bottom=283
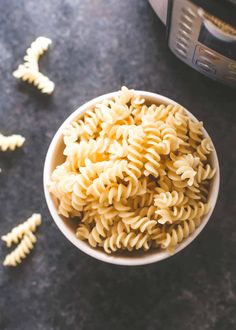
left=1, top=213, right=41, bottom=247
left=23, top=36, right=52, bottom=71
left=13, top=36, right=54, bottom=94
left=0, top=133, right=25, bottom=151
left=49, top=86, right=216, bottom=254
left=3, top=232, right=37, bottom=267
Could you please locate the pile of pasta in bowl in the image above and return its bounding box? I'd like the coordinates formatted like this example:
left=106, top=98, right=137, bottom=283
left=49, top=87, right=216, bottom=254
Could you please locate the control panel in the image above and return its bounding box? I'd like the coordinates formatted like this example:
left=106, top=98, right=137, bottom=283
left=168, top=0, right=236, bottom=87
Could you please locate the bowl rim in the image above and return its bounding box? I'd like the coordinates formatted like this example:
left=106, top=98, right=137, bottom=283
left=43, top=90, right=220, bottom=266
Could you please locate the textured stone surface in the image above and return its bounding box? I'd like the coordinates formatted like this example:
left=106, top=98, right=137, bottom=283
left=0, top=1, right=236, bottom=329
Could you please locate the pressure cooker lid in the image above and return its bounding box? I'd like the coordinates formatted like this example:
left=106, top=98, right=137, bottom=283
left=191, top=0, right=236, bottom=28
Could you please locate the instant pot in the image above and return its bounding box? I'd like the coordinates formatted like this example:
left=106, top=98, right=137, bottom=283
left=149, top=0, right=236, bottom=87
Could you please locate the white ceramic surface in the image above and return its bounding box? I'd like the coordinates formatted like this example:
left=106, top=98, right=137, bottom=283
left=43, top=90, right=220, bottom=266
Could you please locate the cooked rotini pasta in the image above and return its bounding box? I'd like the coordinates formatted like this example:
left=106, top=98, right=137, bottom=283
left=189, top=120, right=203, bottom=149
left=0, top=133, right=25, bottom=151
left=1, top=213, right=41, bottom=247
left=103, top=232, right=150, bottom=254
left=3, top=232, right=37, bottom=267
left=13, top=36, right=54, bottom=94
left=155, top=201, right=209, bottom=224
left=154, top=191, right=188, bottom=209
left=196, top=164, right=216, bottom=183
left=195, top=138, right=213, bottom=161
left=173, top=155, right=199, bottom=186
left=154, top=218, right=199, bottom=252
left=49, top=87, right=216, bottom=254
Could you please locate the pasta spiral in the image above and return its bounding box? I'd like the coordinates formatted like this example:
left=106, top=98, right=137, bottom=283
left=13, top=36, right=54, bottom=94
left=173, top=155, right=199, bottom=186
left=166, top=108, right=189, bottom=141
left=13, top=66, right=55, bottom=94
left=24, top=36, right=52, bottom=71
left=76, top=223, right=90, bottom=240
left=103, top=232, right=150, bottom=254
left=166, top=159, right=188, bottom=189
left=75, top=110, right=103, bottom=141
left=120, top=210, right=157, bottom=234
left=165, top=153, right=200, bottom=188
left=196, top=164, right=216, bottom=183
left=185, top=184, right=201, bottom=200
left=156, top=201, right=209, bottom=224
left=142, top=119, right=161, bottom=177
left=108, top=139, right=128, bottom=159
left=0, top=133, right=25, bottom=151
left=64, top=137, right=110, bottom=170
left=1, top=213, right=41, bottom=247
left=49, top=87, right=216, bottom=254
left=128, top=191, right=154, bottom=209
left=195, top=138, right=213, bottom=161
left=117, top=86, right=136, bottom=105
left=104, top=124, right=136, bottom=140
left=154, top=191, right=188, bottom=209
left=156, top=121, right=180, bottom=154
left=87, top=160, right=129, bottom=197
left=96, top=99, right=130, bottom=125
left=50, top=171, right=78, bottom=217
left=188, top=120, right=203, bottom=148
left=155, top=219, right=198, bottom=251
left=98, top=177, right=147, bottom=204
left=3, top=232, right=37, bottom=267
left=63, top=121, right=81, bottom=146
left=127, top=127, right=145, bottom=179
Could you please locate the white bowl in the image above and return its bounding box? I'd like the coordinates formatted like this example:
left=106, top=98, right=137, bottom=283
left=43, top=90, right=220, bottom=266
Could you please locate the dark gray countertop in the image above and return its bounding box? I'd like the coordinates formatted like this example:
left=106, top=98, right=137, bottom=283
left=0, top=1, right=236, bottom=329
